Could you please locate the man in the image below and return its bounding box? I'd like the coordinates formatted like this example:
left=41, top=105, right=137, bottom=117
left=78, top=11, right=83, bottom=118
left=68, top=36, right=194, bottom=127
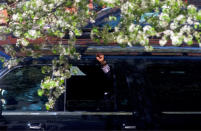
left=96, top=53, right=113, bottom=106
left=96, top=54, right=161, bottom=128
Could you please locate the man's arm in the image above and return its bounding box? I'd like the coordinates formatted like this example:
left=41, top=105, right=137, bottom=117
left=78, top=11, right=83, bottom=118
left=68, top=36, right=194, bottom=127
left=96, top=54, right=110, bottom=74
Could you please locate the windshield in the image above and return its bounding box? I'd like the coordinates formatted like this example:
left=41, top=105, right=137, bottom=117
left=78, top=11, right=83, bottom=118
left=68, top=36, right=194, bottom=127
left=85, top=8, right=159, bottom=28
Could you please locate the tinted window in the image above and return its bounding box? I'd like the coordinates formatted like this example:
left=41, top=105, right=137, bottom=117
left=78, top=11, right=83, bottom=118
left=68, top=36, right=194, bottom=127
left=0, top=66, right=47, bottom=111
left=66, top=65, right=114, bottom=111
left=146, top=63, right=201, bottom=111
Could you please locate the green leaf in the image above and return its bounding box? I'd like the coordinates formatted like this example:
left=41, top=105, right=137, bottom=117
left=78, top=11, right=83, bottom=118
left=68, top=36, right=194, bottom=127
left=92, top=28, right=98, bottom=33
left=187, top=40, right=193, bottom=45
left=196, top=10, right=201, bottom=20
left=59, top=79, right=64, bottom=85
left=74, top=29, right=81, bottom=36
left=37, top=89, right=44, bottom=97
left=45, top=104, right=50, bottom=110
left=109, top=16, right=117, bottom=21
left=52, top=49, right=57, bottom=54
left=66, top=1, right=73, bottom=7
left=0, top=57, right=5, bottom=63
left=23, top=6, right=27, bottom=11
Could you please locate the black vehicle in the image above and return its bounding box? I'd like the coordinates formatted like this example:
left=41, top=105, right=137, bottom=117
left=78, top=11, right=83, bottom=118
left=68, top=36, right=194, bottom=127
left=0, top=54, right=136, bottom=131
left=0, top=45, right=201, bottom=130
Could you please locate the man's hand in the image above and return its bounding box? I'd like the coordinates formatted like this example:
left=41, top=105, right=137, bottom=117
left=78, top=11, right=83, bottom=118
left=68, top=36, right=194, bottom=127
left=96, top=54, right=110, bottom=73
left=96, top=54, right=106, bottom=66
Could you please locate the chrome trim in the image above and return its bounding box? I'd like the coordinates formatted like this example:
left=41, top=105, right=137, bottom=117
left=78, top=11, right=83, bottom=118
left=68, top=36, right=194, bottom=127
left=124, top=126, right=136, bottom=129
left=86, top=46, right=201, bottom=53
left=27, top=122, right=42, bottom=130
left=162, top=112, right=201, bottom=115
left=2, top=111, right=133, bottom=116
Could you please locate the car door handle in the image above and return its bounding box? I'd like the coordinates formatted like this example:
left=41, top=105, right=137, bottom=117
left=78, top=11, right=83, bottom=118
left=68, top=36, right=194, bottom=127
left=27, top=122, right=42, bottom=130
left=122, top=123, right=136, bottom=130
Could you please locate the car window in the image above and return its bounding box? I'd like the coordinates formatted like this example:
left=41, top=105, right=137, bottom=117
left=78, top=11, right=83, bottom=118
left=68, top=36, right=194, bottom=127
left=146, top=63, right=201, bottom=111
left=0, top=66, right=47, bottom=111
left=66, top=65, right=115, bottom=111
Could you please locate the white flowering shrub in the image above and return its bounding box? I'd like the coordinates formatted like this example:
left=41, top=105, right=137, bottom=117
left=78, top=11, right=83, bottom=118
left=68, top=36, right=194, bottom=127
left=0, top=0, right=200, bottom=110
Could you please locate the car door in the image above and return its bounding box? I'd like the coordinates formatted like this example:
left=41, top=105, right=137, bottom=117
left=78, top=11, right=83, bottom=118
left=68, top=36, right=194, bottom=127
left=145, top=58, right=201, bottom=129
left=50, top=62, right=136, bottom=130
left=0, top=65, right=64, bottom=130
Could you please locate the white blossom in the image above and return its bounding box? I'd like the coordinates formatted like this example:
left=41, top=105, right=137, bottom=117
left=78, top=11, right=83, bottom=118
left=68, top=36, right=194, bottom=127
left=164, top=30, right=173, bottom=36
left=69, top=31, right=74, bottom=39
left=22, top=13, right=27, bottom=17
left=48, top=4, right=54, bottom=9
left=35, top=0, right=44, bottom=8
left=42, top=5, right=49, bottom=12
left=143, top=25, right=152, bottom=33
left=121, top=1, right=134, bottom=15
left=187, top=17, right=194, bottom=25
left=159, top=21, right=169, bottom=28
left=180, top=25, right=191, bottom=33
left=102, top=0, right=115, bottom=4
left=12, top=14, right=19, bottom=21
left=17, top=38, right=29, bottom=46
left=128, top=24, right=135, bottom=32
left=184, top=35, right=193, bottom=43
left=13, top=30, right=21, bottom=37
left=159, top=13, right=169, bottom=21
left=53, top=70, right=61, bottom=76
left=193, top=31, right=200, bottom=38
left=117, top=35, right=124, bottom=44
left=28, top=29, right=37, bottom=37
left=75, top=0, right=80, bottom=3
left=159, top=38, right=167, bottom=46
left=170, top=33, right=183, bottom=46
left=162, top=5, right=170, bottom=10
left=90, top=18, right=95, bottom=23
left=187, top=5, right=197, bottom=12
left=114, top=27, right=119, bottom=32
left=170, top=22, right=178, bottom=30
left=176, top=15, right=185, bottom=21
left=128, top=42, right=132, bottom=47
left=141, top=1, right=148, bottom=9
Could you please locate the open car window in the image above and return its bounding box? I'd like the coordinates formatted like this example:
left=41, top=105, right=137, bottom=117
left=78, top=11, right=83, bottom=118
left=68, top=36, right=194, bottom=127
left=66, top=65, right=114, bottom=111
